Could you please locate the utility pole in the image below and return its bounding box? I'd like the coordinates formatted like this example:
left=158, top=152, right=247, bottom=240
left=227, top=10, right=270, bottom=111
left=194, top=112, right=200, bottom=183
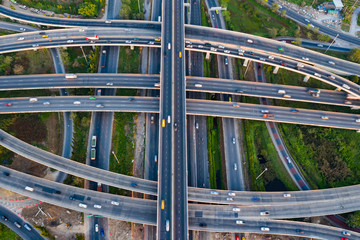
left=256, top=168, right=268, bottom=180
left=325, top=33, right=339, bottom=53
left=111, top=151, right=120, bottom=164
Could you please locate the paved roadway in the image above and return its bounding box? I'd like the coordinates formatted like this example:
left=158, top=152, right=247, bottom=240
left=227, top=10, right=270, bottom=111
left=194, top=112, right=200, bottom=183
left=0, top=204, right=44, bottom=240
left=171, top=0, right=188, bottom=239
left=5, top=121, right=360, bottom=206
left=0, top=5, right=359, bottom=75
left=3, top=166, right=360, bottom=239
left=157, top=0, right=173, bottom=238
left=2, top=74, right=360, bottom=107
left=268, top=0, right=360, bottom=46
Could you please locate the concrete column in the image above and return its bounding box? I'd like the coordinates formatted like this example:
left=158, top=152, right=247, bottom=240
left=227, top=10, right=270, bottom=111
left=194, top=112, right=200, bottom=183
left=303, top=75, right=310, bottom=82
left=130, top=45, right=134, bottom=50
left=205, top=52, right=210, bottom=60
left=273, top=66, right=279, bottom=74
left=335, top=87, right=341, bottom=91
left=243, top=59, right=249, bottom=67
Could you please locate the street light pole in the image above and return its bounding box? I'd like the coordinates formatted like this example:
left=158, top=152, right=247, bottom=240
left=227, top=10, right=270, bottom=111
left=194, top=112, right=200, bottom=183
left=256, top=168, right=268, bottom=180
left=325, top=33, right=339, bottom=53
left=111, top=151, right=120, bottom=164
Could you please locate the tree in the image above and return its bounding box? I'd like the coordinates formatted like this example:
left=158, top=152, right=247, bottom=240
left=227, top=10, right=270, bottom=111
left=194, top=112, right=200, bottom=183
left=294, top=38, right=302, bottom=46
left=268, top=28, right=278, bottom=38
left=281, top=9, right=286, bottom=17
left=270, top=2, right=280, bottom=12
left=279, top=27, right=288, bottom=36
left=295, top=28, right=301, bottom=38
left=347, top=211, right=360, bottom=228
left=349, top=75, right=359, bottom=83
left=78, top=2, right=97, bottom=17
left=349, top=48, right=360, bottom=63
left=317, top=34, right=331, bottom=42
left=313, top=27, right=319, bottom=33
left=13, top=64, right=24, bottom=75
left=301, top=1, right=306, bottom=7
left=119, top=4, right=131, bottom=19
left=306, top=31, right=312, bottom=40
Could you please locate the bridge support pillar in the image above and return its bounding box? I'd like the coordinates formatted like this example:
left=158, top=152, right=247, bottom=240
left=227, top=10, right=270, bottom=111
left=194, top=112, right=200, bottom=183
left=130, top=45, right=134, bottom=50
left=243, top=59, right=249, bottom=67
left=303, top=75, right=310, bottom=82
left=335, top=87, right=341, bottom=91
left=273, top=66, right=279, bottom=74
left=205, top=52, right=210, bottom=60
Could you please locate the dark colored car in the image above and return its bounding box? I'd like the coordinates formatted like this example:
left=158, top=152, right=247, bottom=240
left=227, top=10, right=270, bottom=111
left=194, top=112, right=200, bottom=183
left=174, top=122, right=178, bottom=131
left=252, top=197, right=260, bottom=201
left=130, top=182, right=138, bottom=187
left=1, top=216, right=8, bottom=221
left=204, top=42, right=211, bottom=47
left=296, top=229, right=304, bottom=234
left=39, top=32, right=46, bottom=35
left=280, top=62, right=287, bottom=67
left=248, top=51, right=254, bottom=55
left=2, top=172, right=9, bottom=176
left=291, top=109, right=299, bottom=113
left=199, top=223, right=207, bottom=227
left=128, top=98, right=134, bottom=101
left=69, top=196, right=76, bottom=201
left=100, top=228, right=104, bottom=236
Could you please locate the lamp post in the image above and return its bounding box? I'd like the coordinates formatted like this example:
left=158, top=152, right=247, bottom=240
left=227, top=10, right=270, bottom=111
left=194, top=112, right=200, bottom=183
left=256, top=168, right=268, bottom=180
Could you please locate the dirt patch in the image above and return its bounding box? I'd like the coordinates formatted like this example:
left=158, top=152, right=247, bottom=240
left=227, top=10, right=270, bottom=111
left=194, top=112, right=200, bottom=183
left=21, top=202, right=84, bottom=240
left=45, top=113, right=63, bottom=156
left=9, top=114, right=47, bottom=144
left=109, top=219, right=131, bottom=240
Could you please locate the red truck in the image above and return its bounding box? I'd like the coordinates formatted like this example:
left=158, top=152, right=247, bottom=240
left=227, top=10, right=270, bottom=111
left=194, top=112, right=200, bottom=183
left=263, top=114, right=275, bottom=119
left=86, top=35, right=99, bottom=41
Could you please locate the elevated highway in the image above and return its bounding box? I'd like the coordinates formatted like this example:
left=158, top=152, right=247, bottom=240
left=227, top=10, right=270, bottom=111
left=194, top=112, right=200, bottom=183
left=3, top=128, right=360, bottom=207
left=0, top=74, right=359, bottom=108
left=0, top=96, right=359, bottom=130
left=1, top=166, right=360, bottom=239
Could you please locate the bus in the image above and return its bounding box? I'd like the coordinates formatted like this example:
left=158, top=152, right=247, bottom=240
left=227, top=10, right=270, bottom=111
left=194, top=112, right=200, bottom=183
left=91, top=148, right=96, bottom=160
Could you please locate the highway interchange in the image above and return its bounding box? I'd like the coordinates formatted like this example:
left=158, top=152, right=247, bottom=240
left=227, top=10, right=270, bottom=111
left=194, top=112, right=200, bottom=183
left=0, top=1, right=360, bottom=240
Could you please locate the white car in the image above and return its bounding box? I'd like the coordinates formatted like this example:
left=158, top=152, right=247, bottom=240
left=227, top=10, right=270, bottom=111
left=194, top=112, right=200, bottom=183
left=260, top=211, right=269, bottom=215
left=198, top=45, right=204, bottom=48
left=233, top=208, right=241, bottom=212
left=67, top=40, right=73, bottom=43
left=149, top=41, right=154, bottom=45
left=328, top=61, right=335, bottom=65
left=283, top=193, right=291, bottom=198
left=95, top=224, right=99, bottom=232
left=228, top=192, right=236, bottom=197
left=94, top=204, right=102, bottom=209
left=125, top=40, right=132, bottom=44
left=105, top=20, right=111, bottom=23
left=236, top=220, right=244, bottom=224
left=79, top=29, right=85, bottom=32
left=304, top=18, right=310, bottom=23
left=302, top=57, right=309, bottom=61
left=342, top=84, right=350, bottom=90
left=247, top=39, right=253, bottom=43
left=286, top=156, right=291, bottom=163
left=210, top=191, right=219, bottom=195
left=43, top=102, right=50, bottom=106
left=185, top=40, right=192, bottom=44
left=17, top=37, right=24, bottom=41
left=73, top=101, right=81, bottom=105
left=111, top=201, right=120, bottom=206
left=224, top=50, right=231, bottom=53
left=106, top=82, right=113, bottom=86
left=268, top=55, right=274, bottom=60
left=226, top=197, right=233, bottom=201
left=342, top=231, right=351, bottom=236
left=261, top=227, right=270, bottom=231
left=79, top=203, right=87, bottom=208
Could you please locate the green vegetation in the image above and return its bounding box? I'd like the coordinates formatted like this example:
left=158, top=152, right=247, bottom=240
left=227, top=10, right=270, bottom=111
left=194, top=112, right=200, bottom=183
left=0, top=50, right=53, bottom=75
left=64, top=112, right=90, bottom=188
left=349, top=48, right=360, bottom=63
left=0, top=223, right=20, bottom=240
left=62, top=46, right=99, bottom=73
left=358, top=13, right=360, bottom=26
left=347, top=211, right=360, bottom=227
left=263, top=67, right=360, bottom=188
left=201, top=0, right=211, bottom=27
left=118, top=47, right=142, bottom=73
left=109, top=102, right=137, bottom=196
left=119, top=0, right=144, bottom=19
left=13, top=0, right=105, bottom=17
left=243, top=119, right=298, bottom=191
left=33, top=225, right=55, bottom=239
left=207, top=117, right=225, bottom=189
